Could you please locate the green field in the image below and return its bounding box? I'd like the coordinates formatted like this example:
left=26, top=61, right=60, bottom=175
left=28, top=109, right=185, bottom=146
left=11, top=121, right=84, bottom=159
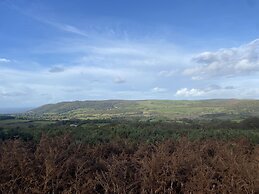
left=22, top=99, right=259, bottom=121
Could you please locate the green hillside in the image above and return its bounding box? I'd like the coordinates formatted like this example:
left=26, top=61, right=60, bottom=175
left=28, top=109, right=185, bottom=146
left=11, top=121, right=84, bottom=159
left=26, top=99, right=259, bottom=120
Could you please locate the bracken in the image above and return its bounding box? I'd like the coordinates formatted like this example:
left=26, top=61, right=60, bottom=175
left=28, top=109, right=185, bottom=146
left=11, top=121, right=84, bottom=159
left=0, top=135, right=258, bottom=194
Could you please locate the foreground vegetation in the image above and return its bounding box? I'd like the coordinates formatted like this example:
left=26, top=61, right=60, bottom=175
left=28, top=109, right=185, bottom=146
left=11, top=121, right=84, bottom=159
left=0, top=135, right=258, bottom=193
left=1, top=113, right=259, bottom=193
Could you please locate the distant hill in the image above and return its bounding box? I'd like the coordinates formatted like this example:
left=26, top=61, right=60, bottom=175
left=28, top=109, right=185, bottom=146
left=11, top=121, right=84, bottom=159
left=27, top=99, right=259, bottom=120
left=30, top=100, right=139, bottom=114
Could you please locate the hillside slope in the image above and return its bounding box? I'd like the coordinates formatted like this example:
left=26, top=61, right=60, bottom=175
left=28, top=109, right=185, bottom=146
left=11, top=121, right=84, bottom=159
left=27, top=99, right=259, bottom=120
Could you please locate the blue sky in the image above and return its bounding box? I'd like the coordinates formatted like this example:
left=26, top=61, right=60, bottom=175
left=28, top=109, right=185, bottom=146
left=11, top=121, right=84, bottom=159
left=0, top=0, right=259, bottom=108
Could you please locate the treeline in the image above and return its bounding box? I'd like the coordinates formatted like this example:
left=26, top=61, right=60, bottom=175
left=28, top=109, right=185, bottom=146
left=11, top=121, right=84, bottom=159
left=0, top=117, right=259, bottom=144
left=0, top=115, right=15, bottom=120
left=51, top=117, right=259, bottom=130
left=198, top=117, right=259, bottom=130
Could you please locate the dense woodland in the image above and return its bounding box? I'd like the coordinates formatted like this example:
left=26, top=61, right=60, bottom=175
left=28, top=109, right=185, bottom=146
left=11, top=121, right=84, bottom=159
left=1, top=117, right=259, bottom=143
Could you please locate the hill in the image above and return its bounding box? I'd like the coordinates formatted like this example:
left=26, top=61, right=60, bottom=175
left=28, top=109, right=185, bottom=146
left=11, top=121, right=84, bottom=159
left=24, top=99, right=259, bottom=120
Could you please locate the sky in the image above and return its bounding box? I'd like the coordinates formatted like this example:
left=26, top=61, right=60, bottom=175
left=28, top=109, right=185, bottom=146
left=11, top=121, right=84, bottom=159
left=0, top=0, right=259, bottom=108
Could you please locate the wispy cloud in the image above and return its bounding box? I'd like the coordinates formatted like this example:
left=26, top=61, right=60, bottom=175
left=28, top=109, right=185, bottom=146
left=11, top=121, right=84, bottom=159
left=6, top=2, right=89, bottom=38
left=59, top=24, right=88, bottom=37
left=0, top=58, right=11, bottom=63
left=42, top=20, right=88, bottom=37
left=36, top=38, right=190, bottom=70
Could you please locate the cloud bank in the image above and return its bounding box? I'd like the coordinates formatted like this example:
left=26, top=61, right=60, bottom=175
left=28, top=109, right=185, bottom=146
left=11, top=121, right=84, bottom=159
left=183, top=39, right=259, bottom=79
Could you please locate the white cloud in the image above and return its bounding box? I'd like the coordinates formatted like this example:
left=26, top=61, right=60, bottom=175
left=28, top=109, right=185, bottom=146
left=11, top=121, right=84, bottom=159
left=183, top=39, right=259, bottom=78
left=175, top=85, right=237, bottom=98
left=152, top=87, right=167, bottom=93
left=0, top=58, right=11, bottom=63
left=175, top=88, right=205, bottom=97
